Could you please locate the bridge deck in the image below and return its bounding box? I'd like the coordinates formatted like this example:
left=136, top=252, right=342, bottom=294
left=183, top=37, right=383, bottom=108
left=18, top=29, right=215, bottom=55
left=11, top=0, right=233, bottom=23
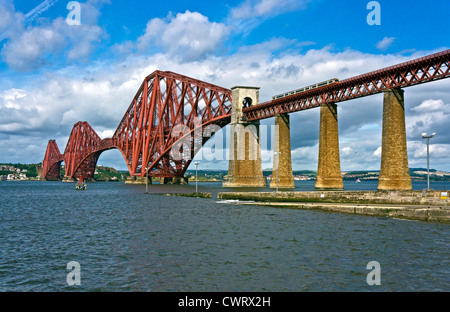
left=243, top=49, right=450, bottom=121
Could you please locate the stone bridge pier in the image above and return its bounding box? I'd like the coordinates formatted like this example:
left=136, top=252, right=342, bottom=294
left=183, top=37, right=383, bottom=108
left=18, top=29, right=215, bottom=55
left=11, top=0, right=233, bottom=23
left=378, top=88, right=412, bottom=190
left=223, top=86, right=413, bottom=191
left=313, top=89, right=412, bottom=191
left=270, top=113, right=295, bottom=189
left=315, top=103, right=344, bottom=190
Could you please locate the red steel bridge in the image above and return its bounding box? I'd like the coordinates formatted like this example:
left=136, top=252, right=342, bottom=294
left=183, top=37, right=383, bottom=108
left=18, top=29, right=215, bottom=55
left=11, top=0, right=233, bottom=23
left=42, top=49, right=450, bottom=181
left=42, top=71, right=232, bottom=180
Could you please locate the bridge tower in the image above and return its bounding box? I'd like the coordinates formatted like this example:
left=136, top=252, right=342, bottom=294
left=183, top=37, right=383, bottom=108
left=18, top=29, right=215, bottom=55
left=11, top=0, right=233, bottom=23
left=223, top=86, right=267, bottom=187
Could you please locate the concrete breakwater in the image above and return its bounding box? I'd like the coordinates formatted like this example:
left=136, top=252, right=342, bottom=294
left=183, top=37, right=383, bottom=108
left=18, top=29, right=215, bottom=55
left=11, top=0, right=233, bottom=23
left=160, top=192, right=212, bottom=198
left=217, top=190, right=450, bottom=223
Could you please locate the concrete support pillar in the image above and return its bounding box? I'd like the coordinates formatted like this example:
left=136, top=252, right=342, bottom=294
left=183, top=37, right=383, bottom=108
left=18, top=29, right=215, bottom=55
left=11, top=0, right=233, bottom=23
left=166, top=176, right=189, bottom=184
left=125, top=176, right=152, bottom=184
left=62, top=177, right=76, bottom=183
left=378, top=88, right=412, bottom=190
left=270, top=114, right=295, bottom=189
left=315, top=103, right=344, bottom=190
left=223, top=86, right=267, bottom=187
left=36, top=165, right=44, bottom=178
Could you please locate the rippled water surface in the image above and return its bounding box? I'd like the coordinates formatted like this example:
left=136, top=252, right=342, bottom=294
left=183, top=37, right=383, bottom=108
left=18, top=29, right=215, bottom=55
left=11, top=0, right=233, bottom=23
left=0, top=181, right=449, bottom=291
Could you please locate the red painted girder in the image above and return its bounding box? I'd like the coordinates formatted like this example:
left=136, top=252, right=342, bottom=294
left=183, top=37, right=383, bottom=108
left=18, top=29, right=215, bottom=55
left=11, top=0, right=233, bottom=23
left=63, top=121, right=102, bottom=178
left=112, top=70, right=232, bottom=178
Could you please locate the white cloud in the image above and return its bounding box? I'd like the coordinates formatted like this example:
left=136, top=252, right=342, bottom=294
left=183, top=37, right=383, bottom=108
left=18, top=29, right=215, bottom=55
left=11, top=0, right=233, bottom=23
left=373, top=146, right=382, bottom=157
left=0, top=0, right=106, bottom=71
left=227, top=0, right=310, bottom=36
left=1, top=20, right=66, bottom=70
left=136, top=11, right=230, bottom=62
left=0, top=0, right=25, bottom=41
left=376, top=36, right=396, bottom=51
left=341, top=146, right=353, bottom=156
left=99, top=129, right=115, bottom=139
left=406, top=98, right=450, bottom=143
left=2, top=88, right=27, bottom=109
left=407, top=140, right=450, bottom=170
left=411, top=99, right=449, bottom=112
left=230, top=0, right=306, bottom=20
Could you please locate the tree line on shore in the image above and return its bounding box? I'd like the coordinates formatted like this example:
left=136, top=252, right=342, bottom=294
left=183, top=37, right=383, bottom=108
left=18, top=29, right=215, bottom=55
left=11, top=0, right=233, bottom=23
left=1, top=163, right=449, bottom=182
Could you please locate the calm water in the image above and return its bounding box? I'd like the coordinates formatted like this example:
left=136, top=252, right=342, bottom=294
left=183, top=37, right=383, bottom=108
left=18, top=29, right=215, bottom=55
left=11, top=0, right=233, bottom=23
left=0, top=180, right=449, bottom=292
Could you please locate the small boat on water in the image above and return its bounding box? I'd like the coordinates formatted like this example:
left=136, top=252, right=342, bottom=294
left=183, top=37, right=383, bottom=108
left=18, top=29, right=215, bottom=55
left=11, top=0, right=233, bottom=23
left=356, top=178, right=361, bottom=183
left=75, top=177, right=86, bottom=190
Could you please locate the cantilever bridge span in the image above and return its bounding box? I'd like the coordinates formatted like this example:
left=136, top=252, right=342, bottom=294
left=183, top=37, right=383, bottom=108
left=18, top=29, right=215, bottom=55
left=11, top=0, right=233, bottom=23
left=42, top=71, right=232, bottom=181
left=42, top=50, right=450, bottom=188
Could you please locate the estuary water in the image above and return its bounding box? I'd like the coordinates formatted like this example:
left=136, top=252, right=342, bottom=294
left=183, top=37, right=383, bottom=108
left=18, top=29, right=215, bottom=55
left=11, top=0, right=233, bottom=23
left=0, top=180, right=449, bottom=292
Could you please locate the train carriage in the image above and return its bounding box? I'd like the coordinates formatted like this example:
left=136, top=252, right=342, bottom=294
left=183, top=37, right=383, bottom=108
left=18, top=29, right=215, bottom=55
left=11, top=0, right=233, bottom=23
left=272, top=78, right=339, bottom=100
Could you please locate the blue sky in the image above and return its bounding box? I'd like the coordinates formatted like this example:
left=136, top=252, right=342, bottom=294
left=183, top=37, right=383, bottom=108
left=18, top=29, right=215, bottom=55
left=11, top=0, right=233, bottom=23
left=8, top=0, right=449, bottom=55
left=1, top=0, right=449, bottom=172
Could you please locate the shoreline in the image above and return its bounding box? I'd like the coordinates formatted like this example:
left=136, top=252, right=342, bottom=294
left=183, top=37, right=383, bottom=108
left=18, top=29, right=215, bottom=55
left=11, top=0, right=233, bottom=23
left=3, top=178, right=450, bottom=183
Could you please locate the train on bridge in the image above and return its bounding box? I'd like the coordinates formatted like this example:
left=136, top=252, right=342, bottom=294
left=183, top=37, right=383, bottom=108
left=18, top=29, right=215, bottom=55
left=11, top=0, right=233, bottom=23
left=271, top=78, right=339, bottom=100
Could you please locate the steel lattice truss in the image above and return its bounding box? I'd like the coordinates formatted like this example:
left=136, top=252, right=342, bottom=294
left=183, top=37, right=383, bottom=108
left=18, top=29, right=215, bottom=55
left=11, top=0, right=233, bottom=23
left=63, top=121, right=104, bottom=178
left=113, top=71, right=232, bottom=177
left=42, top=71, right=232, bottom=180
left=243, top=49, right=450, bottom=121
left=42, top=140, right=63, bottom=180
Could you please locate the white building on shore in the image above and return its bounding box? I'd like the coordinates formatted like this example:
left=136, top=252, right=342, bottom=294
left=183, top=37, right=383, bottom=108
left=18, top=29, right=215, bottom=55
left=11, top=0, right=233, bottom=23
left=6, top=173, right=28, bottom=180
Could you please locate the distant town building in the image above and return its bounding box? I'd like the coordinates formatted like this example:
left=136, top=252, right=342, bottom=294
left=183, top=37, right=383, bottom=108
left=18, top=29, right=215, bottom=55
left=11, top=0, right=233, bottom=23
left=6, top=173, right=28, bottom=181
